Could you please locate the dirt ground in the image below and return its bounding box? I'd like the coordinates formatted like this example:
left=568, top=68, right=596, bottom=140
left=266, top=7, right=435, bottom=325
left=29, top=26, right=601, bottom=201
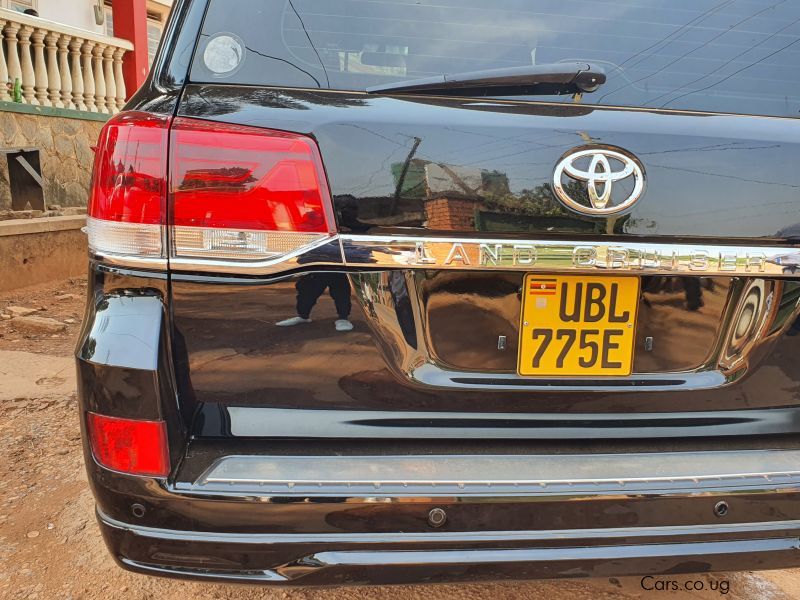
left=0, top=278, right=86, bottom=357
left=2, top=278, right=800, bottom=599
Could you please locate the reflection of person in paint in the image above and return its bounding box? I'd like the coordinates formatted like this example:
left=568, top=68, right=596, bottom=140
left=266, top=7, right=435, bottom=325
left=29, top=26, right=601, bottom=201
left=276, top=273, right=354, bottom=332
left=640, top=277, right=707, bottom=311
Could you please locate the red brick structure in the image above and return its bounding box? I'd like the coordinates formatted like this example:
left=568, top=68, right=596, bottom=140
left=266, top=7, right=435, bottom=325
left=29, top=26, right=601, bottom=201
left=421, top=162, right=482, bottom=230
left=425, top=197, right=478, bottom=230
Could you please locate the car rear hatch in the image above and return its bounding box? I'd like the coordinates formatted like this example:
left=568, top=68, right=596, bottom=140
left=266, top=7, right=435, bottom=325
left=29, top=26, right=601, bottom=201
left=92, top=0, right=800, bottom=443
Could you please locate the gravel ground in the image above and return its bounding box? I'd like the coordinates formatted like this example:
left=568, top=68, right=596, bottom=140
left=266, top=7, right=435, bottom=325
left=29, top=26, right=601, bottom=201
left=1, top=278, right=799, bottom=599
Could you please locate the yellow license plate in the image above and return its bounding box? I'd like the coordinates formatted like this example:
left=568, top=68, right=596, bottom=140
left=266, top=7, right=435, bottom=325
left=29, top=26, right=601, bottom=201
left=518, top=275, right=640, bottom=377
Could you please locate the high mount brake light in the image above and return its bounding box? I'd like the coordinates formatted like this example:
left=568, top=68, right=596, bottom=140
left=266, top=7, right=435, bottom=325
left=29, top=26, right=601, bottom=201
left=87, top=112, right=336, bottom=264
left=87, top=413, right=170, bottom=477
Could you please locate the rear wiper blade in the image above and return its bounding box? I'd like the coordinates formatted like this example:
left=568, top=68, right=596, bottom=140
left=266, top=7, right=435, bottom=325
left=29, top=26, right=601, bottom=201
left=366, top=62, right=606, bottom=96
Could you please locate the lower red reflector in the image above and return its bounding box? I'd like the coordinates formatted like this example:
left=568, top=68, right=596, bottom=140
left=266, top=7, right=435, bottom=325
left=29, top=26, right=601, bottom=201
left=87, top=412, right=169, bottom=477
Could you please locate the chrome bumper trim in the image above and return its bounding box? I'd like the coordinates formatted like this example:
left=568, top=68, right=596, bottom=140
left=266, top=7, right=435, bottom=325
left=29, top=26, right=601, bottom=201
left=313, top=538, right=799, bottom=566
left=185, top=449, right=800, bottom=496
left=99, top=510, right=800, bottom=584
left=92, top=252, right=168, bottom=271
left=98, top=510, right=800, bottom=545
left=169, top=234, right=342, bottom=275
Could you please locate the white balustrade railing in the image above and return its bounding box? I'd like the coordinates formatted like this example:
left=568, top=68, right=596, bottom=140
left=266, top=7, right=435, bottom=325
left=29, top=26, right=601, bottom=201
left=0, top=8, right=134, bottom=114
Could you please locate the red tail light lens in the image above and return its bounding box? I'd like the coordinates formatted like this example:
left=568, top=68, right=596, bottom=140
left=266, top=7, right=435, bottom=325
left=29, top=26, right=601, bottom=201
left=87, top=112, right=335, bottom=264
left=171, top=118, right=333, bottom=232
left=87, top=412, right=170, bottom=477
left=89, top=112, right=170, bottom=224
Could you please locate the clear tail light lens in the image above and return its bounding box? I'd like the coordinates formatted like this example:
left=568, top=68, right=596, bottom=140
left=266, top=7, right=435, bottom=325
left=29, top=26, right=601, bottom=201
left=87, top=412, right=170, bottom=477
left=85, top=218, right=164, bottom=258
left=87, top=112, right=335, bottom=264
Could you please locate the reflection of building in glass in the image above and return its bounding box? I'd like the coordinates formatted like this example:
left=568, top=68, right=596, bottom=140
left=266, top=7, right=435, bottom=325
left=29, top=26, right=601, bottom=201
left=347, top=155, right=621, bottom=234
left=385, top=158, right=588, bottom=233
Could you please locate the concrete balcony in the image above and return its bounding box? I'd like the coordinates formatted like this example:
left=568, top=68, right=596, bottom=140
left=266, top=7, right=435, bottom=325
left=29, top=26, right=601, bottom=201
left=0, top=8, right=134, bottom=115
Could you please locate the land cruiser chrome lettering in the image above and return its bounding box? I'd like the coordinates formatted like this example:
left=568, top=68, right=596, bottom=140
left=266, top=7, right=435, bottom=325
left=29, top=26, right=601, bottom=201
left=364, top=239, right=776, bottom=275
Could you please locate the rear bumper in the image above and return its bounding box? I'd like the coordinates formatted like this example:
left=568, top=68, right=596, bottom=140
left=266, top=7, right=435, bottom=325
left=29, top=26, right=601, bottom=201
left=94, top=450, right=800, bottom=586
left=99, top=511, right=800, bottom=586
left=74, top=266, right=800, bottom=585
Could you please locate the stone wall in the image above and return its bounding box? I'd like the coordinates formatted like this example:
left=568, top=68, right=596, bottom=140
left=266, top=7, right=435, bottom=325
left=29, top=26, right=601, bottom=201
left=0, top=107, right=106, bottom=211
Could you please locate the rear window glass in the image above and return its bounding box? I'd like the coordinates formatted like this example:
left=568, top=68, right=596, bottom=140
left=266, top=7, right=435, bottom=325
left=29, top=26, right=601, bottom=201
left=192, top=0, right=800, bottom=118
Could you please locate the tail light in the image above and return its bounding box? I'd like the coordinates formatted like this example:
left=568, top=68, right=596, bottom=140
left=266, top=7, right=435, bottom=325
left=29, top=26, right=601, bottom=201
left=87, top=112, right=335, bottom=264
left=87, top=412, right=170, bottom=477
left=87, top=112, right=169, bottom=258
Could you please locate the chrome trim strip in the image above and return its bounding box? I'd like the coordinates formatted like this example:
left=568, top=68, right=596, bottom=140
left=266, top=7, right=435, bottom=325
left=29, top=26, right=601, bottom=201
left=315, top=539, right=800, bottom=567
left=121, top=559, right=289, bottom=582
left=169, top=234, right=341, bottom=275
left=92, top=252, right=169, bottom=271
left=396, top=362, right=727, bottom=391
left=187, top=450, right=800, bottom=496
left=99, top=510, right=800, bottom=544
left=341, top=235, right=800, bottom=277
left=93, top=230, right=800, bottom=278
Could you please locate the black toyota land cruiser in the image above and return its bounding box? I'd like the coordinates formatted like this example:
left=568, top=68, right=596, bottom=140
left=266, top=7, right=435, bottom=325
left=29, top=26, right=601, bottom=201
left=77, top=0, right=800, bottom=585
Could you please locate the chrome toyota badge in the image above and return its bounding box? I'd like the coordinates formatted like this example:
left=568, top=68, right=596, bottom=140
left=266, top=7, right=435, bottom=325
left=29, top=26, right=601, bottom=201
left=553, top=146, right=645, bottom=216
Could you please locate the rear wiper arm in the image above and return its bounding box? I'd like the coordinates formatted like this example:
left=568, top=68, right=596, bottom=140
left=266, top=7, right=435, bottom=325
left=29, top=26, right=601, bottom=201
left=366, top=62, right=606, bottom=96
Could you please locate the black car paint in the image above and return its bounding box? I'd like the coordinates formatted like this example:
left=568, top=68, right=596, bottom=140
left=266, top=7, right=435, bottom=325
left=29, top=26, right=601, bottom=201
left=76, top=0, right=800, bottom=584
